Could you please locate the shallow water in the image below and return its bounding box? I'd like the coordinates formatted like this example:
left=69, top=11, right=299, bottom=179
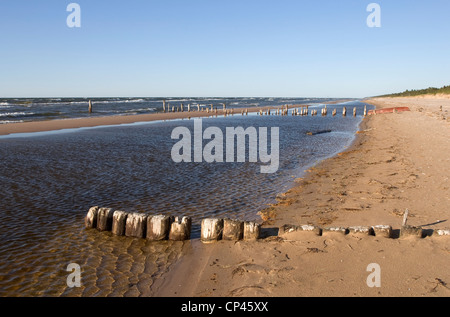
left=0, top=101, right=371, bottom=296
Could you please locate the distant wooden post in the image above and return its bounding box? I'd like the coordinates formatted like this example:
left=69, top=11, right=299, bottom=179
left=85, top=206, right=99, bottom=229
left=147, top=215, right=172, bottom=241
left=112, top=210, right=128, bottom=236
left=245, top=108, right=248, bottom=115
left=181, top=103, right=184, bottom=112
left=201, top=218, right=224, bottom=243
left=88, top=100, right=93, bottom=113
left=125, top=213, right=148, bottom=238
left=197, top=104, right=200, bottom=112
left=97, top=207, right=115, bottom=232
left=343, top=107, right=347, bottom=117
left=163, top=100, right=166, bottom=113
left=244, top=222, right=261, bottom=240
left=169, top=216, right=192, bottom=241
left=332, top=109, right=337, bottom=117
left=364, top=105, right=367, bottom=117
left=223, top=219, right=244, bottom=241
left=353, top=107, right=357, bottom=117
left=188, top=104, right=191, bottom=112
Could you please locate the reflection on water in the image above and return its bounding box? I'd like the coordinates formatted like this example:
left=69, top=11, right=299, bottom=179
left=0, top=102, right=371, bottom=296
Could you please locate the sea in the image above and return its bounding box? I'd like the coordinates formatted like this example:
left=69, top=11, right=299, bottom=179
left=0, top=97, right=373, bottom=296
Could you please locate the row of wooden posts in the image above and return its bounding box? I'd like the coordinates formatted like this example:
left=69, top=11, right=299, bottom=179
left=85, top=207, right=449, bottom=242
left=85, top=207, right=261, bottom=242
left=279, top=224, right=450, bottom=239
left=162, top=100, right=368, bottom=118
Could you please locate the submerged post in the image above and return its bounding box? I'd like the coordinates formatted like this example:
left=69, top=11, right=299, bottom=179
left=112, top=210, right=128, bottom=236
left=343, top=107, right=347, bottom=117
left=88, top=100, right=93, bottom=113
left=163, top=100, right=166, bottom=113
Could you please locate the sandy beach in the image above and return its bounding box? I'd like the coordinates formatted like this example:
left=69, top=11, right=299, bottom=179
left=152, top=96, right=450, bottom=297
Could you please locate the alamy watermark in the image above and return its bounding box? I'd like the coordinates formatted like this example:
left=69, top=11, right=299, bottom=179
left=66, top=263, right=81, bottom=288
left=366, top=263, right=381, bottom=288
left=66, top=3, right=81, bottom=28
left=367, top=3, right=381, bottom=28
left=171, top=119, right=280, bottom=174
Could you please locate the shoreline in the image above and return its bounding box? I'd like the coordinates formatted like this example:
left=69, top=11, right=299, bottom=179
left=0, top=99, right=355, bottom=136
left=153, top=96, right=450, bottom=297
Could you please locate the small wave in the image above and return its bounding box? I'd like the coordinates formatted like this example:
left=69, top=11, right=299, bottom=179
left=0, top=112, right=32, bottom=117
left=0, top=102, right=10, bottom=106
left=0, top=120, right=24, bottom=124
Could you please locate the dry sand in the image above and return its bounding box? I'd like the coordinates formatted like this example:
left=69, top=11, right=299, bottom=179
left=153, top=96, right=450, bottom=297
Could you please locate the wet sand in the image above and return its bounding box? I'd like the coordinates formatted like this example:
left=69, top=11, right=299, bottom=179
left=154, top=96, right=450, bottom=297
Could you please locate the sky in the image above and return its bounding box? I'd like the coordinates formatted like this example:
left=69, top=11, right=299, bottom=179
left=0, top=0, right=449, bottom=98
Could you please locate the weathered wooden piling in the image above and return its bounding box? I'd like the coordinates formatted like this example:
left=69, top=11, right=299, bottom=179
left=243, top=222, right=261, bottom=240
left=169, top=216, right=192, bottom=241
left=400, top=225, right=423, bottom=238
left=364, top=105, right=367, bottom=117
left=433, top=229, right=450, bottom=237
left=278, top=224, right=321, bottom=239
left=322, top=227, right=348, bottom=236
left=201, top=218, right=224, bottom=243
left=147, top=215, right=172, bottom=241
left=332, top=109, right=337, bottom=117
left=125, top=213, right=148, bottom=238
left=223, top=219, right=244, bottom=241
left=97, top=207, right=115, bottom=232
left=353, top=107, right=357, bottom=117
left=348, top=226, right=373, bottom=236
left=172, top=106, right=175, bottom=112
left=197, top=104, right=200, bottom=112
left=85, top=206, right=99, bottom=229
left=88, top=100, right=93, bottom=113
left=181, top=103, right=184, bottom=112
left=372, top=225, right=392, bottom=238
left=163, top=100, right=166, bottom=113
left=112, top=210, right=128, bottom=236
left=343, top=107, right=347, bottom=117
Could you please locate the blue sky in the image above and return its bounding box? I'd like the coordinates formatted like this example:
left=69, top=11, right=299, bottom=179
left=0, top=0, right=449, bottom=98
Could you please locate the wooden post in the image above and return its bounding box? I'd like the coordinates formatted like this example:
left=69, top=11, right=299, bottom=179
left=163, top=100, right=166, bottom=113
left=223, top=219, right=244, bottom=241
left=169, top=216, right=192, bottom=241
left=244, top=222, right=261, bottom=240
left=332, top=109, right=337, bottom=117
left=322, top=227, right=348, bottom=236
left=97, top=207, right=114, bottom=232
left=402, top=209, right=409, bottom=227
left=181, top=103, right=184, bottom=112
left=85, top=206, right=99, bottom=229
left=371, top=225, right=392, bottom=238
left=201, top=218, right=224, bottom=243
left=172, top=106, right=175, bottom=113
left=112, top=210, right=128, bottom=236
left=125, top=213, right=148, bottom=238
left=246, top=108, right=248, bottom=115
left=348, top=226, right=373, bottom=236
left=353, top=107, right=357, bottom=117
left=188, top=104, right=191, bottom=112
left=211, top=104, right=213, bottom=112
left=364, top=105, right=367, bottom=117
left=400, top=225, right=423, bottom=238
left=343, top=107, right=347, bottom=117
left=88, top=100, right=93, bottom=113
left=197, top=104, right=200, bottom=112
left=147, top=215, right=172, bottom=241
